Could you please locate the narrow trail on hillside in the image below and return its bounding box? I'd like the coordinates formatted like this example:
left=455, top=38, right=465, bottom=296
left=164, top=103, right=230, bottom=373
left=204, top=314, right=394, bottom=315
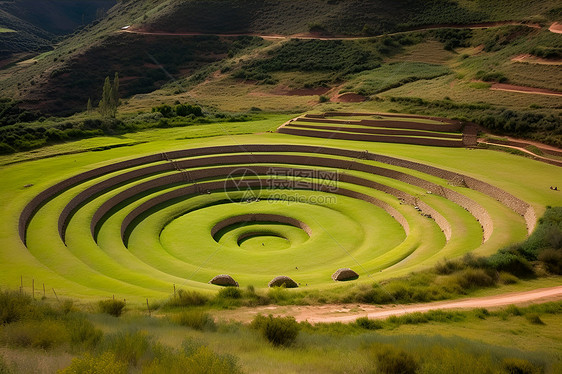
left=477, top=141, right=562, bottom=167
left=121, top=21, right=541, bottom=41
left=490, top=83, right=562, bottom=97
left=213, top=285, right=562, bottom=324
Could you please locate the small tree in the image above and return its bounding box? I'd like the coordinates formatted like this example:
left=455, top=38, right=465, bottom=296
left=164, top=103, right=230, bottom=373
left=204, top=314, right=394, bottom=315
left=98, top=74, right=119, bottom=118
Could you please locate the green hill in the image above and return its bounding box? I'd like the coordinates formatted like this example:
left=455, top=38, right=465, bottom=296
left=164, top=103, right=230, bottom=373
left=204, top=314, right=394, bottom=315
left=0, top=0, right=114, bottom=54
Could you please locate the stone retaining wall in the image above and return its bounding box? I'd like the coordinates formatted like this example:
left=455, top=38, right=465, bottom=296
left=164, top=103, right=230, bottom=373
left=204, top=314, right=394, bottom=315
left=278, top=127, right=464, bottom=147
left=287, top=123, right=463, bottom=139
left=22, top=144, right=535, bottom=248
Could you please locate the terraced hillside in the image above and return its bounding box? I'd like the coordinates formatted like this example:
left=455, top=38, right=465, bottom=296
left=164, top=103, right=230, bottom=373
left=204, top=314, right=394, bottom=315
left=3, top=113, right=559, bottom=301
left=279, top=112, right=478, bottom=147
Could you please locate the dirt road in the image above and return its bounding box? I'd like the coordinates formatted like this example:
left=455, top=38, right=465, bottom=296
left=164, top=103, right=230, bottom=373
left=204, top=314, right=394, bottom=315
left=213, top=285, right=562, bottom=324
left=121, top=21, right=541, bottom=41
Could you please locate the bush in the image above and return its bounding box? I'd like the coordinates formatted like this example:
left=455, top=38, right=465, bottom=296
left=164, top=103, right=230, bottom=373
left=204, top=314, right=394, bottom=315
left=454, top=268, right=496, bottom=289
left=143, top=344, right=242, bottom=374
left=355, top=317, right=383, bottom=330
left=486, top=251, right=534, bottom=277
left=502, top=358, right=542, bottom=374
left=250, top=315, right=300, bottom=347
left=0, top=320, right=69, bottom=349
left=217, top=287, right=242, bottom=299
left=175, top=104, right=203, bottom=117
left=525, top=313, right=545, bottom=325
left=373, top=345, right=419, bottom=374
left=538, top=249, right=562, bottom=274
left=59, top=352, right=127, bottom=374
left=152, top=104, right=175, bottom=118
left=66, top=316, right=103, bottom=349
left=173, top=310, right=216, bottom=331
left=102, top=331, right=152, bottom=366
left=0, top=290, right=58, bottom=324
left=166, top=289, right=208, bottom=307
left=98, top=299, right=126, bottom=317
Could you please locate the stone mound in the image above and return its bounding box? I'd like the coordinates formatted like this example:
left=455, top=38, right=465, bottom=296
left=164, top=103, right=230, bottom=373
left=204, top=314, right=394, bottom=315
left=209, top=274, right=239, bottom=287
left=331, top=268, right=359, bottom=281
left=268, top=275, right=298, bottom=288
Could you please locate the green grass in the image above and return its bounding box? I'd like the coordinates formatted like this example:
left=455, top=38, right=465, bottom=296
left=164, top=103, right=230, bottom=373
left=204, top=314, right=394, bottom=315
left=0, top=27, right=16, bottom=33
left=342, top=62, right=451, bottom=96
left=0, top=112, right=560, bottom=303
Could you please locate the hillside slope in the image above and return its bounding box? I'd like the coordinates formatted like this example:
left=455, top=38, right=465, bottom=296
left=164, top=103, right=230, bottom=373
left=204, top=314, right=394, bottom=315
left=0, top=0, right=560, bottom=117
left=0, top=0, right=114, bottom=54
left=145, top=0, right=561, bottom=36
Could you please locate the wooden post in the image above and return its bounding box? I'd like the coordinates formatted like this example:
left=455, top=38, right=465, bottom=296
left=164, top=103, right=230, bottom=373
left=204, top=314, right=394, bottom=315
left=52, top=288, right=60, bottom=303
left=146, top=298, right=150, bottom=316
left=113, top=294, right=115, bottom=300
left=43, top=283, right=46, bottom=298
left=32, top=279, right=35, bottom=299
left=173, top=284, right=176, bottom=297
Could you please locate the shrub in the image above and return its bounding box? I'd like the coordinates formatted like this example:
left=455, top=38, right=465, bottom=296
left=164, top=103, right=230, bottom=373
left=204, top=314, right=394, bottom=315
left=502, top=358, right=542, bottom=374
left=173, top=310, right=216, bottom=331
left=0, top=320, right=69, bottom=349
left=152, top=104, right=174, bottom=117
left=0, top=290, right=34, bottom=324
left=175, top=104, right=203, bottom=117
left=217, top=287, right=242, bottom=299
left=538, top=249, right=562, bottom=274
left=373, top=345, right=419, bottom=374
left=319, top=95, right=329, bottom=103
left=251, top=315, right=300, bottom=347
left=166, top=289, right=208, bottom=307
left=66, top=316, right=103, bottom=349
left=454, top=268, right=496, bottom=289
left=486, top=251, right=534, bottom=277
left=59, top=352, right=127, bottom=374
left=102, top=331, right=151, bottom=366
left=98, top=299, right=126, bottom=317
left=499, top=272, right=519, bottom=285
left=525, top=313, right=545, bottom=325
left=355, top=317, right=383, bottom=330
left=434, top=259, right=465, bottom=275
left=143, top=344, right=242, bottom=374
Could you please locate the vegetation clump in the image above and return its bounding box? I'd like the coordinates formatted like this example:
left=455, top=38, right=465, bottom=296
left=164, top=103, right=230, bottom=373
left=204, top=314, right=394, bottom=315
left=250, top=314, right=300, bottom=347
left=98, top=299, right=126, bottom=317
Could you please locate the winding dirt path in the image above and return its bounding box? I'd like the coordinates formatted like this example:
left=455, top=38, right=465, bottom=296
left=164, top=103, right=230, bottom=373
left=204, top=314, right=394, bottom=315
left=213, top=285, right=562, bottom=324
left=121, top=21, right=542, bottom=41
left=490, top=83, right=562, bottom=97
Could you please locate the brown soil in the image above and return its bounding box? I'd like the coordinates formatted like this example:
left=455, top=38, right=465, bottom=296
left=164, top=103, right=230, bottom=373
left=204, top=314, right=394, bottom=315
left=491, top=83, right=562, bottom=97
left=270, top=85, right=331, bottom=96
left=212, top=286, right=562, bottom=324
left=549, top=22, right=562, bottom=34
left=511, top=54, right=562, bottom=65
left=333, top=92, right=366, bottom=102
